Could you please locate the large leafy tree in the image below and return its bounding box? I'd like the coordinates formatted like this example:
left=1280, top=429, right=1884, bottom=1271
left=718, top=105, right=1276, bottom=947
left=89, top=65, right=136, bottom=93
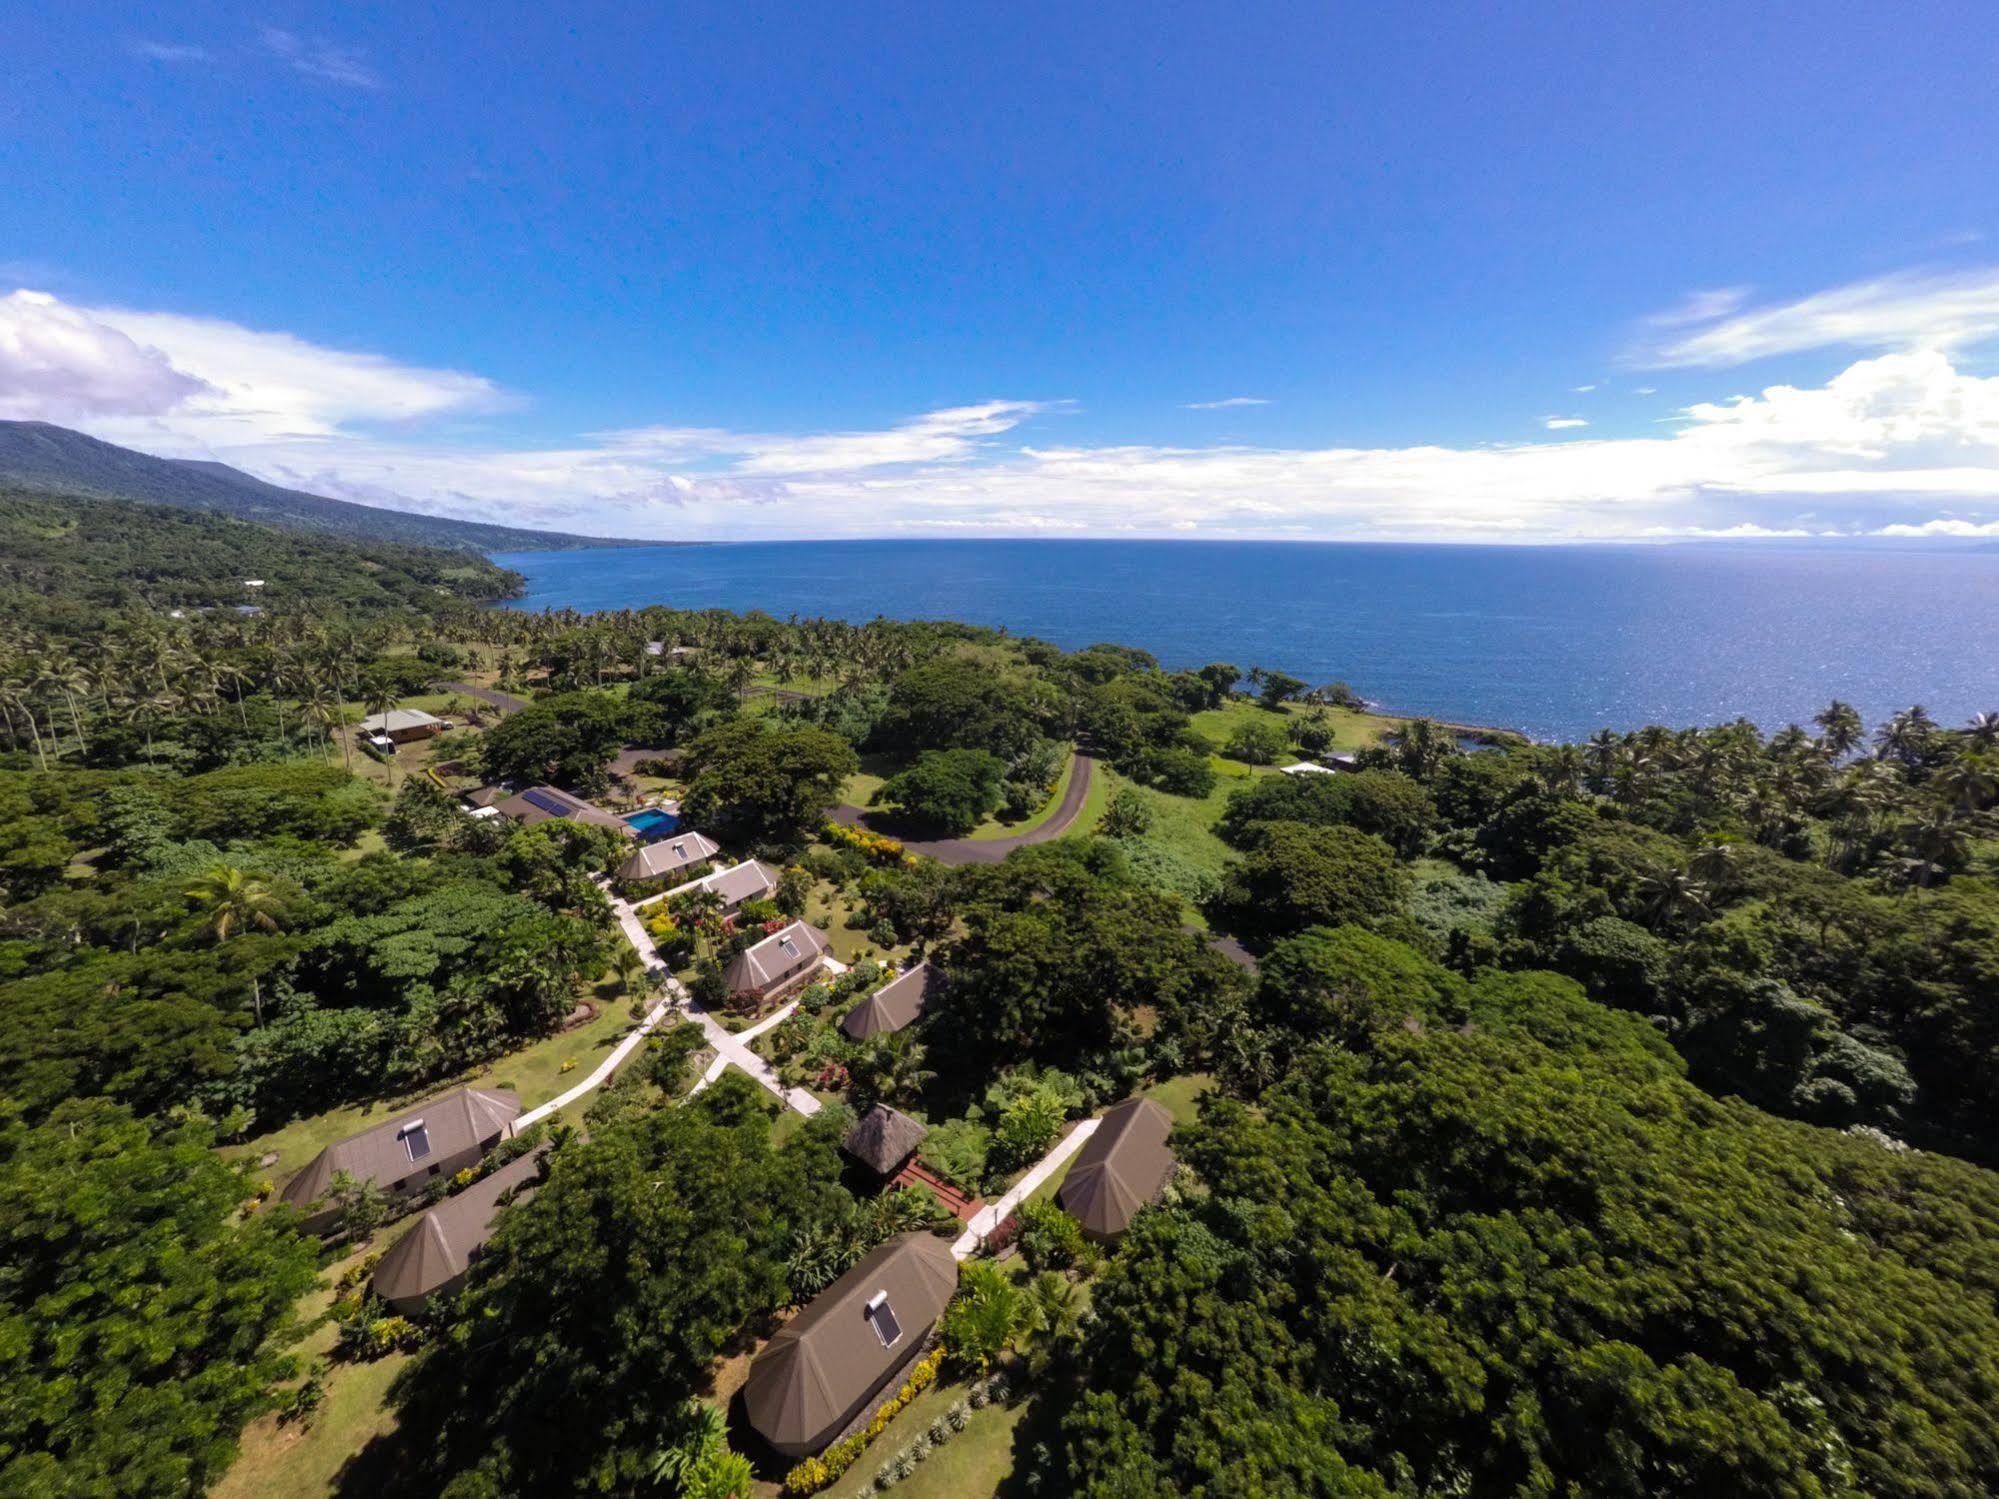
left=872, top=656, right=1051, bottom=760
left=1215, top=820, right=1409, bottom=940
left=476, top=690, right=634, bottom=792
left=1035, top=956, right=1999, bottom=1497
left=873, top=748, right=1006, bottom=834
left=680, top=720, right=858, bottom=846
left=370, top=1079, right=852, bottom=1497
left=936, top=842, right=1246, bottom=1074
left=0, top=1101, right=317, bottom=1499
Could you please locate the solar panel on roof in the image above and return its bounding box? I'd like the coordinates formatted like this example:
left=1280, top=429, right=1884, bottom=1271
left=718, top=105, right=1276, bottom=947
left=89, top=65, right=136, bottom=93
left=865, top=1292, right=903, bottom=1348
left=522, top=788, right=572, bottom=816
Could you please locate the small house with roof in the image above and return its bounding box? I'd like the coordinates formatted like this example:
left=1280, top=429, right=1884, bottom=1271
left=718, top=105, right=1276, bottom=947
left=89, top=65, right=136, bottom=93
left=360, top=708, right=446, bottom=745
left=615, top=830, right=721, bottom=886
left=278, top=1086, right=522, bottom=1236
left=693, top=857, right=780, bottom=914
left=370, top=1146, right=547, bottom=1313
left=744, top=1233, right=959, bottom=1456
left=720, top=920, right=831, bottom=1004
left=842, top=1103, right=928, bottom=1181
left=840, top=962, right=942, bottom=1041
left=1057, top=1096, right=1175, bottom=1240
left=492, top=784, right=635, bottom=836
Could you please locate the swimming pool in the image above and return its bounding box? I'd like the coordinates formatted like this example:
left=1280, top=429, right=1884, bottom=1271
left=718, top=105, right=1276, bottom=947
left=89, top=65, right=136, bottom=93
left=625, top=807, right=680, bottom=841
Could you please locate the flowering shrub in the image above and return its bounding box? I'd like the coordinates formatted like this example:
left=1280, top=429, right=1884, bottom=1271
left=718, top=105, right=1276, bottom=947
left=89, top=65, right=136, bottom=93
left=781, top=1346, right=945, bottom=1494
left=822, top=820, right=915, bottom=867
left=979, top=1212, right=1020, bottom=1257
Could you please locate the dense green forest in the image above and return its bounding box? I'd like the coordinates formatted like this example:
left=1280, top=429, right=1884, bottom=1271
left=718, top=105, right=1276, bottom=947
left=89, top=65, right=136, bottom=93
left=0, top=485, right=522, bottom=631
left=1, top=489, right=1996, bottom=1497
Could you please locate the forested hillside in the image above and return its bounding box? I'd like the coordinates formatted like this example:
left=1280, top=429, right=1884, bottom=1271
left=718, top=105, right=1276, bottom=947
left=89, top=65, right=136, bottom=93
left=0, top=420, right=638, bottom=552
left=1, top=577, right=1995, bottom=1498
left=0, top=486, right=522, bottom=630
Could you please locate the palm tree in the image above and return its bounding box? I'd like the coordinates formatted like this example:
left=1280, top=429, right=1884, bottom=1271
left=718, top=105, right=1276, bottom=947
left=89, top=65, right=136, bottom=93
left=1932, top=750, right=1998, bottom=813
left=1967, top=711, right=1999, bottom=752
left=1639, top=869, right=1712, bottom=934
left=1813, top=700, right=1864, bottom=760
left=184, top=864, right=289, bottom=1024
left=1896, top=808, right=1970, bottom=890
left=1874, top=706, right=1937, bottom=766
left=857, top=1031, right=936, bottom=1107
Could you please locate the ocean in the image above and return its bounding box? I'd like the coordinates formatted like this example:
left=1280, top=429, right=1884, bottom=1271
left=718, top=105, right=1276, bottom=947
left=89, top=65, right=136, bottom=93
left=489, top=539, right=1999, bottom=743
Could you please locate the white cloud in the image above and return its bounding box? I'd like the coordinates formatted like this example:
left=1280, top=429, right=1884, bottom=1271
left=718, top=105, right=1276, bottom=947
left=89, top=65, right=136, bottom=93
left=1641, top=266, right=1999, bottom=368
left=1184, top=396, right=1270, bottom=410
left=11, top=285, right=1999, bottom=543
left=36, top=295, right=504, bottom=447
left=1544, top=417, right=1589, bottom=430
left=0, top=290, right=211, bottom=420
left=130, top=40, right=210, bottom=62
left=1572, top=384, right=1598, bottom=394
left=259, top=28, right=381, bottom=89
left=1874, top=517, right=1999, bottom=537
left=1634, top=386, right=1658, bottom=395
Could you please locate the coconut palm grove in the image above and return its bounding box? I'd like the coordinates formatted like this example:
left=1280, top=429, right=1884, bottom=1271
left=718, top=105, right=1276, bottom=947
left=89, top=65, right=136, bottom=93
left=0, top=480, right=1996, bottom=1499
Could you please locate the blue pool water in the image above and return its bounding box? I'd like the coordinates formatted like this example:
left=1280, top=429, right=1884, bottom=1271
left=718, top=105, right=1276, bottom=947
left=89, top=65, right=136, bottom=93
left=491, top=539, right=1999, bottom=743
left=625, top=808, right=681, bottom=840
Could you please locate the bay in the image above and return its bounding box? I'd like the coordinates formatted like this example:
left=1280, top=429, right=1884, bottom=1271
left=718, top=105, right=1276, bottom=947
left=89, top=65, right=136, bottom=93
left=491, top=539, right=1999, bottom=742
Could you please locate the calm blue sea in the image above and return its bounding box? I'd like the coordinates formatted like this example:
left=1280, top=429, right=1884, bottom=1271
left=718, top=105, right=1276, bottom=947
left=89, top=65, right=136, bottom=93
left=489, top=540, right=1999, bottom=743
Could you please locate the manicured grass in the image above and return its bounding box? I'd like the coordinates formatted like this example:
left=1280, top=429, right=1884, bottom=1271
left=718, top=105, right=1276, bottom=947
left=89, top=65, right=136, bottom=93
left=213, top=1349, right=410, bottom=1499
left=212, top=1238, right=411, bottom=1499
left=1138, top=1072, right=1215, bottom=1125
left=1188, top=696, right=1398, bottom=753
left=232, top=991, right=637, bottom=1183
left=965, top=747, right=1076, bottom=842
left=822, top=1381, right=1028, bottom=1499
left=840, top=751, right=900, bottom=809
left=802, top=880, right=910, bottom=968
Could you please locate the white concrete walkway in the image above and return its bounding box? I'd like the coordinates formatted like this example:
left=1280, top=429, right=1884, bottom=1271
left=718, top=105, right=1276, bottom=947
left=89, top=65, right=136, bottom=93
left=602, top=879, right=822, bottom=1117
left=950, top=1117, right=1100, bottom=1259
left=510, top=993, right=677, bottom=1135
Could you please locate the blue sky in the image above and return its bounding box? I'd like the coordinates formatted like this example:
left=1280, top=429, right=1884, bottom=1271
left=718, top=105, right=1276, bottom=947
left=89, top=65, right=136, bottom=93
left=4, top=2, right=1998, bottom=540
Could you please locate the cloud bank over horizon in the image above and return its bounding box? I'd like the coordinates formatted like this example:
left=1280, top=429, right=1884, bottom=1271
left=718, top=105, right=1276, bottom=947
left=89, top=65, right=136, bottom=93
left=4, top=268, right=1999, bottom=544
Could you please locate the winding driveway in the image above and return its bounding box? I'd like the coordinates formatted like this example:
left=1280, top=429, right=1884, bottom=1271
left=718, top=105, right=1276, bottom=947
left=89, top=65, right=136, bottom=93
left=829, top=754, right=1097, bottom=866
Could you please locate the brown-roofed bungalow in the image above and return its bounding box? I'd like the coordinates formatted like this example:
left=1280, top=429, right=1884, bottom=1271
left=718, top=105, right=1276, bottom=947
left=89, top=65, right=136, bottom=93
left=744, top=1233, right=959, bottom=1457
left=615, top=830, right=721, bottom=885
left=697, top=857, right=780, bottom=913
left=278, top=1086, right=522, bottom=1236
left=720, top=920, right=830, bottom=1003
left=370, top=1146, right=547, bottom=1313
left=1056, top=1097, right=1175, bottom=1240
left=840, top=962, right=942, bottom=1041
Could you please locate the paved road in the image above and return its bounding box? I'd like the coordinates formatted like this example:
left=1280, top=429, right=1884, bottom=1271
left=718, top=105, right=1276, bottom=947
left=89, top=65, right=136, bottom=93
left=830, top=754, right=1098, bottom=866
left=432, top=680, right=534, bottom=715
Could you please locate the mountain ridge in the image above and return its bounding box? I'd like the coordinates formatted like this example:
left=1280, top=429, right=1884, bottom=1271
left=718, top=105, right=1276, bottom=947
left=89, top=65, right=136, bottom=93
left=0, top=420, right=653, bottom=553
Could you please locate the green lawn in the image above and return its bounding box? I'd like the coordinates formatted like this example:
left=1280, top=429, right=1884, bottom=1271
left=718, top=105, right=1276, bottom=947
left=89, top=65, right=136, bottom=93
left=212, top=1237, right=411, bottom=1499
left=1091, top=761, right=1269, bottom=890
left=1138, top=1072, right=1215, bottom=1125
left=232, top=988, right=638, bottom=1185
left=822, top=1380, right=1028, bottom=1499
left=1188, top=696, right=1398, bottom=753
